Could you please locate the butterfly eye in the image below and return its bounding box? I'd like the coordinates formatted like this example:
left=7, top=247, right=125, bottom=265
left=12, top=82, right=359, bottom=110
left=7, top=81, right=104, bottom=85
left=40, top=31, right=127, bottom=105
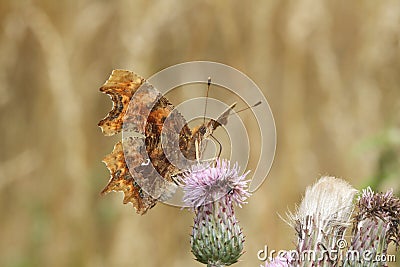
left=199, top=125, right=207, bottom=135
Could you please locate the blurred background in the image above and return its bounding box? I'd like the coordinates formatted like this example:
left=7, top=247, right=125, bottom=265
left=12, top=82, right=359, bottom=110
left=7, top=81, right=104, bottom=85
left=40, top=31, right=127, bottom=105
left=1, top=0, right=400, bottom=266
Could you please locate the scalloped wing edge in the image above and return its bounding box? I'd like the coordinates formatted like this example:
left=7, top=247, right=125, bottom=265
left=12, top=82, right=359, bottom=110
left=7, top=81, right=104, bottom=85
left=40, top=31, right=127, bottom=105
left=98, top=70, right=145, bottom=136
left=100, top=141, right=156, bottom=215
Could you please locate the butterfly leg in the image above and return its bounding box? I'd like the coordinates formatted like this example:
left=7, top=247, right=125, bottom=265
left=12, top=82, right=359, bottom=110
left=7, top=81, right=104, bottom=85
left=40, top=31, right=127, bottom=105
left=210, top=134, right=222, bottom=160
left=197, top=135, right=222, bottom=166
left=171, top=173, right=185, bottom=186
left=195, top=139, right=201, bottom=163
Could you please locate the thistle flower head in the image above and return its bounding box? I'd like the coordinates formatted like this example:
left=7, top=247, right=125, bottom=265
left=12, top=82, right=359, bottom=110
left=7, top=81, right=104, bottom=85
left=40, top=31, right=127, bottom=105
left=344, top=187, right=400, bottom=266
left=287, top=176, right=357, bottom=265
left=354, top=187, right=400, bottom=248
left=293, top=176, right=357, bottom=230
left=182, top=159, right=251, bottom=266
left=183, top=159, right=250, bottom=208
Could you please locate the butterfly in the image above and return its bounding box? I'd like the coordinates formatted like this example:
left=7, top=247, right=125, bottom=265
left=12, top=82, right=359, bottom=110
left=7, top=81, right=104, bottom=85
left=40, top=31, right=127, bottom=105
left=98, top=70, right=235, bottom=214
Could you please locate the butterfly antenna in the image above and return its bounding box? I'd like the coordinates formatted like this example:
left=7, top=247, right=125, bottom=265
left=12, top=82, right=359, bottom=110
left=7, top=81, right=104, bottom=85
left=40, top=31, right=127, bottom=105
left=234, top=101, right=262, bottom=114
left=218, top=101, right=262, bottom=123
left=203, top=77, right=211, bottom=123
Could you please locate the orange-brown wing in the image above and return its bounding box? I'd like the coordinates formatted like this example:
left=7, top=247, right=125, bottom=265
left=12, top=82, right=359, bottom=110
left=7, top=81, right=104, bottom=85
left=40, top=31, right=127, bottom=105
left=98, top=69, right=195, bottom=214
left=101, top=140, right=157, bottom=215
left=98, top=69, right=144, bottom=136
left=144, top=96, right=197, bottom=178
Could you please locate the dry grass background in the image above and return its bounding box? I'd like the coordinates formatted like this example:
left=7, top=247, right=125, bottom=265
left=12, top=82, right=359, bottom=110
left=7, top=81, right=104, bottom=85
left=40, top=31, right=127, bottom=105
left=1, top=0, right=400, bottom=266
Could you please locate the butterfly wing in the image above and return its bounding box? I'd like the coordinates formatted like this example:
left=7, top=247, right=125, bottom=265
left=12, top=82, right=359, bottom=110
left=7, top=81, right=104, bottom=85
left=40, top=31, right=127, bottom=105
left=98, top=69, right=145, bottom=136
left=98, top=70, right=194, bottom=214
left=101, top=140, right=157, bottom=215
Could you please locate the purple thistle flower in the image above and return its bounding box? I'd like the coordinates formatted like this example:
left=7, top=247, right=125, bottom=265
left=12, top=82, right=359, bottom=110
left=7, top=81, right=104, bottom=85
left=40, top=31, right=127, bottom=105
left=183, top=160, right=250, bottom=208
left=354, top=187, right=400, bottom=248
left=182, top=159, right=250, bottom=266
left=345, top=187, right=400, bottom=266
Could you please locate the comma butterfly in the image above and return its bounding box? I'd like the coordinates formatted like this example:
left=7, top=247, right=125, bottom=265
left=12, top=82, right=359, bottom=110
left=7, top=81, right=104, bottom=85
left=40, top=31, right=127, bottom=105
left=98, top=70, right=235, bottom=214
